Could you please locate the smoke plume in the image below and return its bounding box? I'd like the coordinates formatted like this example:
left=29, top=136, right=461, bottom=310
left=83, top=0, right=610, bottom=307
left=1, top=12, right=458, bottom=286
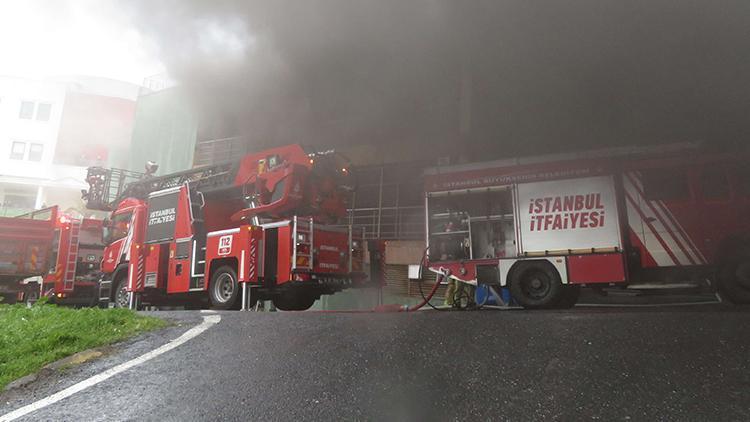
left=125, top=0, right=750, bottom=160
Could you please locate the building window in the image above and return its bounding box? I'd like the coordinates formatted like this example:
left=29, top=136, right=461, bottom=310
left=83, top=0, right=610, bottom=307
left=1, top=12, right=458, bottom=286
left=19, top=101, right=34, bottom=119
left=701, top=169, right=729, bottom=200
left=0, top=188, right=36, bottom=216
left=35, top=103, right=51, bottom=121
left=641, top=169, right=690, bottom=201
left=10, top=141, right=25, bottom=160
left=28, top=143, right=43, bottom=161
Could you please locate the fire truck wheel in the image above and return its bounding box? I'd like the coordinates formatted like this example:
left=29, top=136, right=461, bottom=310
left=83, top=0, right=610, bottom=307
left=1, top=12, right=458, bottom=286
left=273, top=293, right=316, bottom=311
left=113, top=277, right=130, bottom=309
left=209, top=266, right=240, bottom=310
left=509, top=261, right=563, bottom=309
left=718, top=260, right=750, bottom=304
left=555, top=285, right=581, bottom=309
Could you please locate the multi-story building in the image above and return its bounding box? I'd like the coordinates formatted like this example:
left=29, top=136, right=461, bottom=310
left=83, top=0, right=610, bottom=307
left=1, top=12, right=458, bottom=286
left=0, top=75, right=139, bottom=217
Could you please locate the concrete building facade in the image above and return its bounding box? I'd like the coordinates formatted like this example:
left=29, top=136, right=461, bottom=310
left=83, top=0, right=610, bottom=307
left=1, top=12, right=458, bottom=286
left=0, top=75, right=139, bottom=217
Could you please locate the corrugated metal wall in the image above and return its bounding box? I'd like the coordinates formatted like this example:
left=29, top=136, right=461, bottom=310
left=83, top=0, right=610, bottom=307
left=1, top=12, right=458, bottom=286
left=129, top=88, right=197, bottom=174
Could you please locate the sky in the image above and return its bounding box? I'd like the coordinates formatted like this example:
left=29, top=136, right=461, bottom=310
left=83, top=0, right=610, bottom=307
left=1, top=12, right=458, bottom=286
left=0, top=0, right=164, bottom=85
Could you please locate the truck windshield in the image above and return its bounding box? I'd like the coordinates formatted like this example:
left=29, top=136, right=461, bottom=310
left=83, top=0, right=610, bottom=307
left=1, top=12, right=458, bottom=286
left=103, top=211, right=132, bottom=245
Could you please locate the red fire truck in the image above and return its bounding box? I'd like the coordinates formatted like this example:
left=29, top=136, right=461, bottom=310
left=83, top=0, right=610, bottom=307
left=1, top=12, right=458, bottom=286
left=0, top=207, right=104, bottom=306
left=84, top=144, right=368, bottom=310
left=424, top=143, right=750, bottom=308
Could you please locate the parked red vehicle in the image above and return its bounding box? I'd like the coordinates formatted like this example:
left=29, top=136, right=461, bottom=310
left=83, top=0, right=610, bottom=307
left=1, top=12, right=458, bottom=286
left=85, top=144, right=369, bottom=310
left=0, top=207, right=104, bottom=306
left=423, top=143, right=750, bottom=308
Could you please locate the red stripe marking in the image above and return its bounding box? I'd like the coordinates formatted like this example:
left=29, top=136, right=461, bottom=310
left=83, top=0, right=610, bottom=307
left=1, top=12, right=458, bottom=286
left=656, top=199, right=705, bottom=263
left=628, top=170, right=703, bottom=262
left=623, top=190, right=680, bottom=265
left=624, top=173, right=696, bottom=265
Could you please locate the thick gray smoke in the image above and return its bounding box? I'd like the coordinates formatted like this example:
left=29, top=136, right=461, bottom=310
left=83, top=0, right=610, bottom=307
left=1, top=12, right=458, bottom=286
left=126, top=0, right=750, bottom=159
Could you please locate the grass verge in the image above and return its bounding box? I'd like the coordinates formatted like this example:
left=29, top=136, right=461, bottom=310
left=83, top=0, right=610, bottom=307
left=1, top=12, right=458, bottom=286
left=0, top=303, right=166, bottom=390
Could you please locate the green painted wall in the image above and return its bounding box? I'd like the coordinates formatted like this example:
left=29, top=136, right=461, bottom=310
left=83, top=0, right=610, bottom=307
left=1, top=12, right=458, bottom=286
left=128, top=88, right=197, bottom=175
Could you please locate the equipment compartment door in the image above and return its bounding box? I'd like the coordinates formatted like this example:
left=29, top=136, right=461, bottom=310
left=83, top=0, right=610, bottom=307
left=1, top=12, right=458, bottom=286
left=167, top=239, right=192, bottom=293
left=263, top=228, right=278, bottom=287
left=516, top=175, right=621, bottom=254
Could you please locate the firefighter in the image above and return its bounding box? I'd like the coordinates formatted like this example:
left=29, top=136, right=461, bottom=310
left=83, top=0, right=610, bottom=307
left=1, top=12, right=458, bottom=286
left=444, top=277, right=476, bottom=308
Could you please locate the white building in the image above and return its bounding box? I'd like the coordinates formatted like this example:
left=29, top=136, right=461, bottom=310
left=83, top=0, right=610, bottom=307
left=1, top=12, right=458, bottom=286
left=0, top=75, right=139, bottom=217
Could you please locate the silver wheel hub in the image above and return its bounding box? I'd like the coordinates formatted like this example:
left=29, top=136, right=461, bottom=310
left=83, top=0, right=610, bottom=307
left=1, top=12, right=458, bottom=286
left=214, top=273, right=234, bottom=302
left=116, top=284, right=129, bottom=308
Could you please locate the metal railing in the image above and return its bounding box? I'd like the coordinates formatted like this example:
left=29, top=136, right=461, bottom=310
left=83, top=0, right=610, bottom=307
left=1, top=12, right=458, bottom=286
left=332, top=206, right=424, bottom=240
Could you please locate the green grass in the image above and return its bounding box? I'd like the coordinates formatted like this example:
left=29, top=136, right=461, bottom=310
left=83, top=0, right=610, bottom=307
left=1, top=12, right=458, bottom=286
left=0, top=303, right=166, bottom=390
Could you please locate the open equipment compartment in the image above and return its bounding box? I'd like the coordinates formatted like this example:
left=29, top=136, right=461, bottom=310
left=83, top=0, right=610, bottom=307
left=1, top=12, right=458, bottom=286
left=427, top=186, right=516, bottom=262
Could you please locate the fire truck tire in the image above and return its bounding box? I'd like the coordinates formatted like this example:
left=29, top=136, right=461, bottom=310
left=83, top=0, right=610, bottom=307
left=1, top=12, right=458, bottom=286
left=718, top=260, right=750, bottom=304
left=273, top=293, right=316, bottom=311
left=509, top=261, right=563, bottom=309
left=555, top=285, right=581, bottom=309
left=209, top=266, right=240, bottom=310
left=113, top=276, right=130, bottom=309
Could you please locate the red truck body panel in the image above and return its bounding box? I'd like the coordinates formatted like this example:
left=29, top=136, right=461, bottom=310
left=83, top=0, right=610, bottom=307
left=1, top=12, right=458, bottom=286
left=0, top=208, right=57, bottom=279
left=566, top=253, right=626, bottom=284
left=0, top=207, right=105, bottom=304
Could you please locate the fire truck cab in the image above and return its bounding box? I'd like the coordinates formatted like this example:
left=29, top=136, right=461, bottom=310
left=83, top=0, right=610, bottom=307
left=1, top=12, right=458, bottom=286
left=424, top=144, right=750, bottom=308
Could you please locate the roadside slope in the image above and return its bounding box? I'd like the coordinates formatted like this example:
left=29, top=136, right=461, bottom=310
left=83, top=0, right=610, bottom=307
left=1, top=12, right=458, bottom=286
left=0, top=304, right=166, bottom=390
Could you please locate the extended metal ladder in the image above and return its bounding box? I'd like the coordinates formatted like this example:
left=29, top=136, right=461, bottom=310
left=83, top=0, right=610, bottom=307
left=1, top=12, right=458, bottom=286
left=84, top=162, right=235, bottom=211
left=292, top=216, right=314, bottom=271
left=63, top=220, right=81, bottom=291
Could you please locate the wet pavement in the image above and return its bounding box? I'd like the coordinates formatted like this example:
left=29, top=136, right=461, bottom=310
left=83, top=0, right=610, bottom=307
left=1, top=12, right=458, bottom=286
left=2, top=303, right=750, bottom=421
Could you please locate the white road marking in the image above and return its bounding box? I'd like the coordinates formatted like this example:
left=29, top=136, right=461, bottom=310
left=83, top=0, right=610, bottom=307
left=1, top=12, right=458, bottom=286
left=200, top=309, right=217, bottom=314
left=0, top=315, right=221, bottom=422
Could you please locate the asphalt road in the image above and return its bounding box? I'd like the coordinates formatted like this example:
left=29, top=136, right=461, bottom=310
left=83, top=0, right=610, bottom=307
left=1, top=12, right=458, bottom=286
left=2, top=304, right=750, bottom=421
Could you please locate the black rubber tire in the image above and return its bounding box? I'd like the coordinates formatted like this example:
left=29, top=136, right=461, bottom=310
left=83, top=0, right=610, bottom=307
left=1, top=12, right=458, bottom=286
left=273, top=293, right=316, bottom=311
left=717, top=260, right=750, bottom=304
left=209, top=265, right=240, bottom=310
left=556, top=285, right=581, bottom=309
left=509, top=261, right=563, bottom=309
left=113, top=276, right=130, bottom=308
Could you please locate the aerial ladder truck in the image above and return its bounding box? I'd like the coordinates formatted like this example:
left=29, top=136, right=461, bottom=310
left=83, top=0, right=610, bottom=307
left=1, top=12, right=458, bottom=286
left=83, top=144, right=369, bottom=310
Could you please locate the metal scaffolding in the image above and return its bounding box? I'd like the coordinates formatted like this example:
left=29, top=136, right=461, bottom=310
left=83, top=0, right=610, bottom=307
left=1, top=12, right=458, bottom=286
left=342, top=162, right=427, bottom=240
